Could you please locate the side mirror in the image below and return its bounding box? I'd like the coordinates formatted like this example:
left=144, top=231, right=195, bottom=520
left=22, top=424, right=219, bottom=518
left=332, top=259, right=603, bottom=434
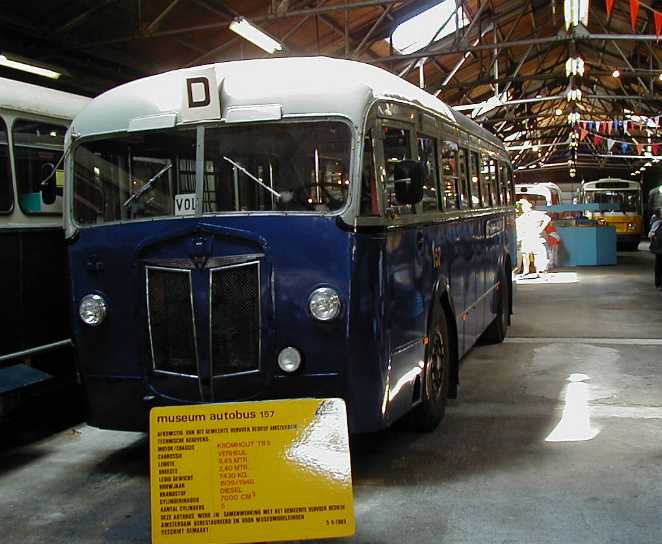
left=40, top=163, right=56, bottom=205
left=394, top=160, right=426, bottom=205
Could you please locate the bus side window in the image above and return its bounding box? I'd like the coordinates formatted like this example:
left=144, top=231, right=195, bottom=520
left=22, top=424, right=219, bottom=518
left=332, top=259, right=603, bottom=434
left=480, top=154, right=493, bottom=207
left=0, top=118, right=12, bottom=213
left=469, top=151, right=481, bottom=208
left=360, top=130, right=379, bottom=216
left=383, top=126, right=413, bottom=217
left=506, top=165, right=515, bottom=204
left=441, top=141, right=459, bottom=210
left=490, top=158, right=500, bottom=205
left=417, top=134, right=440, bottom=213
left=458, top=148, right=470, bottom=209
left=13, top=119, right=66, bottom=214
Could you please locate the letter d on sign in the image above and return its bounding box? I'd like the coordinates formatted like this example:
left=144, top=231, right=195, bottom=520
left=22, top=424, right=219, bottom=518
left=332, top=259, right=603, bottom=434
left=180, top=67, right=221, bottom=123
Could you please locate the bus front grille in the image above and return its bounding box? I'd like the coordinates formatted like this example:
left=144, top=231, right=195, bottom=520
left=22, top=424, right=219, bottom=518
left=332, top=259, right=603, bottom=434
left=146, top=267, right=198, bottom=377
left=209, top=261, right=260, bottom=376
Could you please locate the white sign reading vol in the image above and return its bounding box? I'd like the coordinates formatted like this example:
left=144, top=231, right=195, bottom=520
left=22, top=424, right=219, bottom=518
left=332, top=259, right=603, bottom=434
left=175, top=193, right=197, bottom=216
left=180, top=67, right=221, bottom=123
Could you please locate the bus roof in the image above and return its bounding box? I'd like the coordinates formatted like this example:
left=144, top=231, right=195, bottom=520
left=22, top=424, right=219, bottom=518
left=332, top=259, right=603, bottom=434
left=0, top=77, right=90, bottom=121
left=71, top=57, right=504, bottom=149
left=582, top=178, right=640, bottom=190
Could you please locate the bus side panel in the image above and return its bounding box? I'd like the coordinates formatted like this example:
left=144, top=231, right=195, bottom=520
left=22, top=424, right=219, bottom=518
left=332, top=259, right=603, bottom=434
left=0, top=228, right=73, bottom=377
left=383, top=227, right=427, bottom=424
left=347, top=232, right=390, bottom=432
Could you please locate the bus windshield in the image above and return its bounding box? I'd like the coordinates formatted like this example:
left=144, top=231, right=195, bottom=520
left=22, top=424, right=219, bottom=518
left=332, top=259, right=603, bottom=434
left=73, top=121, right=351, bottom=225
left=585, top=190, right=640, bottom=213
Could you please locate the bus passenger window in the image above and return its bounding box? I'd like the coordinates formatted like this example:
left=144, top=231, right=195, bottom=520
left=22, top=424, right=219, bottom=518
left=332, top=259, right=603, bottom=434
left=383, top=126, right=413, bottom=216
left=0, top=118, right=11, bottom=213
left=13, top=119, right=66, bottom=215
left=417, top=135, right=440, bottom=213
left=480, top=155, right=493, bottom=207
left=499, top=162, right=510, bottom=205
left=458, top=148, right=470, bottom=209
left=490, top=159, right=501, bottom=205
left=441, top=141, right=459, bottom=210
left=469, top=151, right=481, bottom=207
left=360, top=131, right=379, bottom=216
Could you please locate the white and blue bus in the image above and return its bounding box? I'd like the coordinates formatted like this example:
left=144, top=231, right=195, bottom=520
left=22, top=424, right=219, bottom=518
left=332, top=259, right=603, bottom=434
left=64, top=58, right=515, bottom=433
left=0, top=77, right=89, bottom=403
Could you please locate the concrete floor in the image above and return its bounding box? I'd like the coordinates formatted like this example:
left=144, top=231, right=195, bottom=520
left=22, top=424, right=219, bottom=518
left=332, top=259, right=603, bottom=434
left=2, top=248, right=662, bottom=544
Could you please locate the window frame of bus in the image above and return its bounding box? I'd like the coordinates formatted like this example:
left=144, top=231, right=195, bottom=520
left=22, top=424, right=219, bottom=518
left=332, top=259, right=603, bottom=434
left=468, top=147, right=482, bottom=208
left=0, top=116, right=13, bottom=214
left=12, top=117, right=67, bottom=216
left=417, top=110, right=442, bottom=215
left=379, top=119, right=418, bottom=219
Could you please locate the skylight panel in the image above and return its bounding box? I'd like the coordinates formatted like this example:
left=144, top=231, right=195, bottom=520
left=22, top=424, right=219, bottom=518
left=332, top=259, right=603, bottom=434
left=391, top=0, right=468, bottom=55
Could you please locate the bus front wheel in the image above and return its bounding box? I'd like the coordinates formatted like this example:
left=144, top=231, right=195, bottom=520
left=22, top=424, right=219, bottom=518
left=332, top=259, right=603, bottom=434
left=405, top=300, right=450, bottom=432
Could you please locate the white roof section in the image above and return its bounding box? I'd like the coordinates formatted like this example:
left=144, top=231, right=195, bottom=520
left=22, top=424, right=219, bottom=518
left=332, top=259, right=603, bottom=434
left=583, top=178, right=640, bottom=190
left=72, top=57, right=463, bottom=138
left=0, top=77, right=90, bottom=121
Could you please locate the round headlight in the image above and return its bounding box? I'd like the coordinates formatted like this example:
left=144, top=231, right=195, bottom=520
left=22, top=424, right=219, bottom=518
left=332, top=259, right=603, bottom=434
left=278, top=347, right=302, bottom=373
left=79, top=294, right=107, bottom=326
left=308, top=287, right=341, bottom=321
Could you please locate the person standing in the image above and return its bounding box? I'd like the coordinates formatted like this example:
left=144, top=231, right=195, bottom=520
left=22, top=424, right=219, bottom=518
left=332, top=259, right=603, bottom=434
left=649, top=209, right=662, bottom=289
left=516, top=199, right=551, bottom=277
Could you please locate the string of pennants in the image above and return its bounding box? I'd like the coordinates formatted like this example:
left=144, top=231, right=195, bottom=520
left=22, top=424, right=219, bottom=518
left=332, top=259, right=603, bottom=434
left=577, top=127, right=661, bottom=154
left=605, top=0, right=662, bottom=37
left=578, top=118, right=662, bottom=133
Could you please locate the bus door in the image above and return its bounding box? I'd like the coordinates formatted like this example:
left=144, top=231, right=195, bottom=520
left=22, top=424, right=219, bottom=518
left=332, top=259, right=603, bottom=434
left=440, top=139, right=470, bottom=353
left=464, top=148, right=487, bottom=347
left=380, top=123, right=426, bottom=421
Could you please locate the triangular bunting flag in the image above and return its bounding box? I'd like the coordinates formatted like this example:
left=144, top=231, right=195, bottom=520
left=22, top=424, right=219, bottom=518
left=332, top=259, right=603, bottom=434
left=580, top=129, right=588, bottom=141
left=653, top=143, right=660, bottom=156
left=630, top=0, right=640, bottom=32
left=607, top=139, right=615, bottom=151
left=593, top=135, right=603, bottom=146
left=607, top=121, right=613, bottom=134
left=622, top=142, right=630, bottom=152
left=655, top=11, right=662, bottom=40
left=606, top=0, right=615, bottom=18
left=636, top=143, right=645, bottom=155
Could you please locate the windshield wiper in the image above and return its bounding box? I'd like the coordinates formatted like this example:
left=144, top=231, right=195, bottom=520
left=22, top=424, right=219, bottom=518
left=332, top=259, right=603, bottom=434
left=222, top=156, right=283, bottom=200
left=122, top=161, right=173, bottom=208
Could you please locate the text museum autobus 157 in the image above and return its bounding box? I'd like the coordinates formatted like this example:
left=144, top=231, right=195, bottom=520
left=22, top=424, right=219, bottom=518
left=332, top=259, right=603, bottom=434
left=64, top=58, right=516, bottom=433
left=0, top=77, right=89, bottom=409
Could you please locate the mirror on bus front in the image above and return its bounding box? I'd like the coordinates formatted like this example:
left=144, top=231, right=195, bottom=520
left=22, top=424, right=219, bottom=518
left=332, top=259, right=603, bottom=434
left=394, top=159, right=426, bottom=205
left=40, top=163, right=57, bottom=205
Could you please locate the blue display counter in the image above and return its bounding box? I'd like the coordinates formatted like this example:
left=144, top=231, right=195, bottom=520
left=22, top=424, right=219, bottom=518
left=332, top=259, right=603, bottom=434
left=556, top=226, right=617, bottom=266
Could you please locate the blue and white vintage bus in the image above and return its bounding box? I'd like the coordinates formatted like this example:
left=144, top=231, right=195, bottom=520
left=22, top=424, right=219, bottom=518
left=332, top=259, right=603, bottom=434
left=0, top=78, right=89, bottom=404
left=64, top=58, right=515, bottom=433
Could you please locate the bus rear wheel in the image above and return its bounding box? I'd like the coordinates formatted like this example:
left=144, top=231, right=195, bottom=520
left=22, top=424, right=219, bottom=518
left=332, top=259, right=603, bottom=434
left=405, top=301, right=450, bottom=433
left=483, top=275, right=510, bottom=344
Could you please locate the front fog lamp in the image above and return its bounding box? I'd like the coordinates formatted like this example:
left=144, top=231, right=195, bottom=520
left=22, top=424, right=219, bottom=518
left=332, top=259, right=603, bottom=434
left=278, top=347, right=302, bottom=373
left=308, top=287, right=341, bottom=321
left=79, top=294, right=107, bottom=326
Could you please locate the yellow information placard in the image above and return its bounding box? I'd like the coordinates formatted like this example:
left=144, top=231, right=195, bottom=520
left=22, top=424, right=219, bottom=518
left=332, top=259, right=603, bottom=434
left=149, top=398, right=355, bottom=544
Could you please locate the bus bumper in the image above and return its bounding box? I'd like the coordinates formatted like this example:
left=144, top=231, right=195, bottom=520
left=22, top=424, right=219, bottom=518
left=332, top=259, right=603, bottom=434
left=83, top=373, right=365, bottom=433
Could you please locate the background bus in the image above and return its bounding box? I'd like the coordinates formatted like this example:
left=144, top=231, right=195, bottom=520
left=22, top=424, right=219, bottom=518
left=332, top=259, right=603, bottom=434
left=580, top=178, right=643, bottom=250
left=64, top=57, right=515, bottom=434
left=646, top=185, right=662, bottom=232
left=515, top=182, right=562, bottom=207
left=0, top=77, right=89, bottom=417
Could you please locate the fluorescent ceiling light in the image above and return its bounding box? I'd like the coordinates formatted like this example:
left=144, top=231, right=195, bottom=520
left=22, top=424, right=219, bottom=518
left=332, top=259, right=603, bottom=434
left=229, top=17, right=283, bottom=54
left=392, top=0, right=468, bottom=55
left=0, top=53, right=61, bottom=79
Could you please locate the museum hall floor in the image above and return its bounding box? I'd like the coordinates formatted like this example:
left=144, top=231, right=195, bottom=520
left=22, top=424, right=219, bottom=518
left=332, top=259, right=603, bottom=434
left=2, top=247, right=662, bottom=544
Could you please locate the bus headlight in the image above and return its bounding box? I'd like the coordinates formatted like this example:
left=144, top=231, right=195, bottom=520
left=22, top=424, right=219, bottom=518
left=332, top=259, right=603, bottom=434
left=626, top=223, right=637, bottom=231
left=278, top=347, right=302, bottom=373
left=308, top=287, right=341, bottom=321
left=79, top=294, right=107, bottom=326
